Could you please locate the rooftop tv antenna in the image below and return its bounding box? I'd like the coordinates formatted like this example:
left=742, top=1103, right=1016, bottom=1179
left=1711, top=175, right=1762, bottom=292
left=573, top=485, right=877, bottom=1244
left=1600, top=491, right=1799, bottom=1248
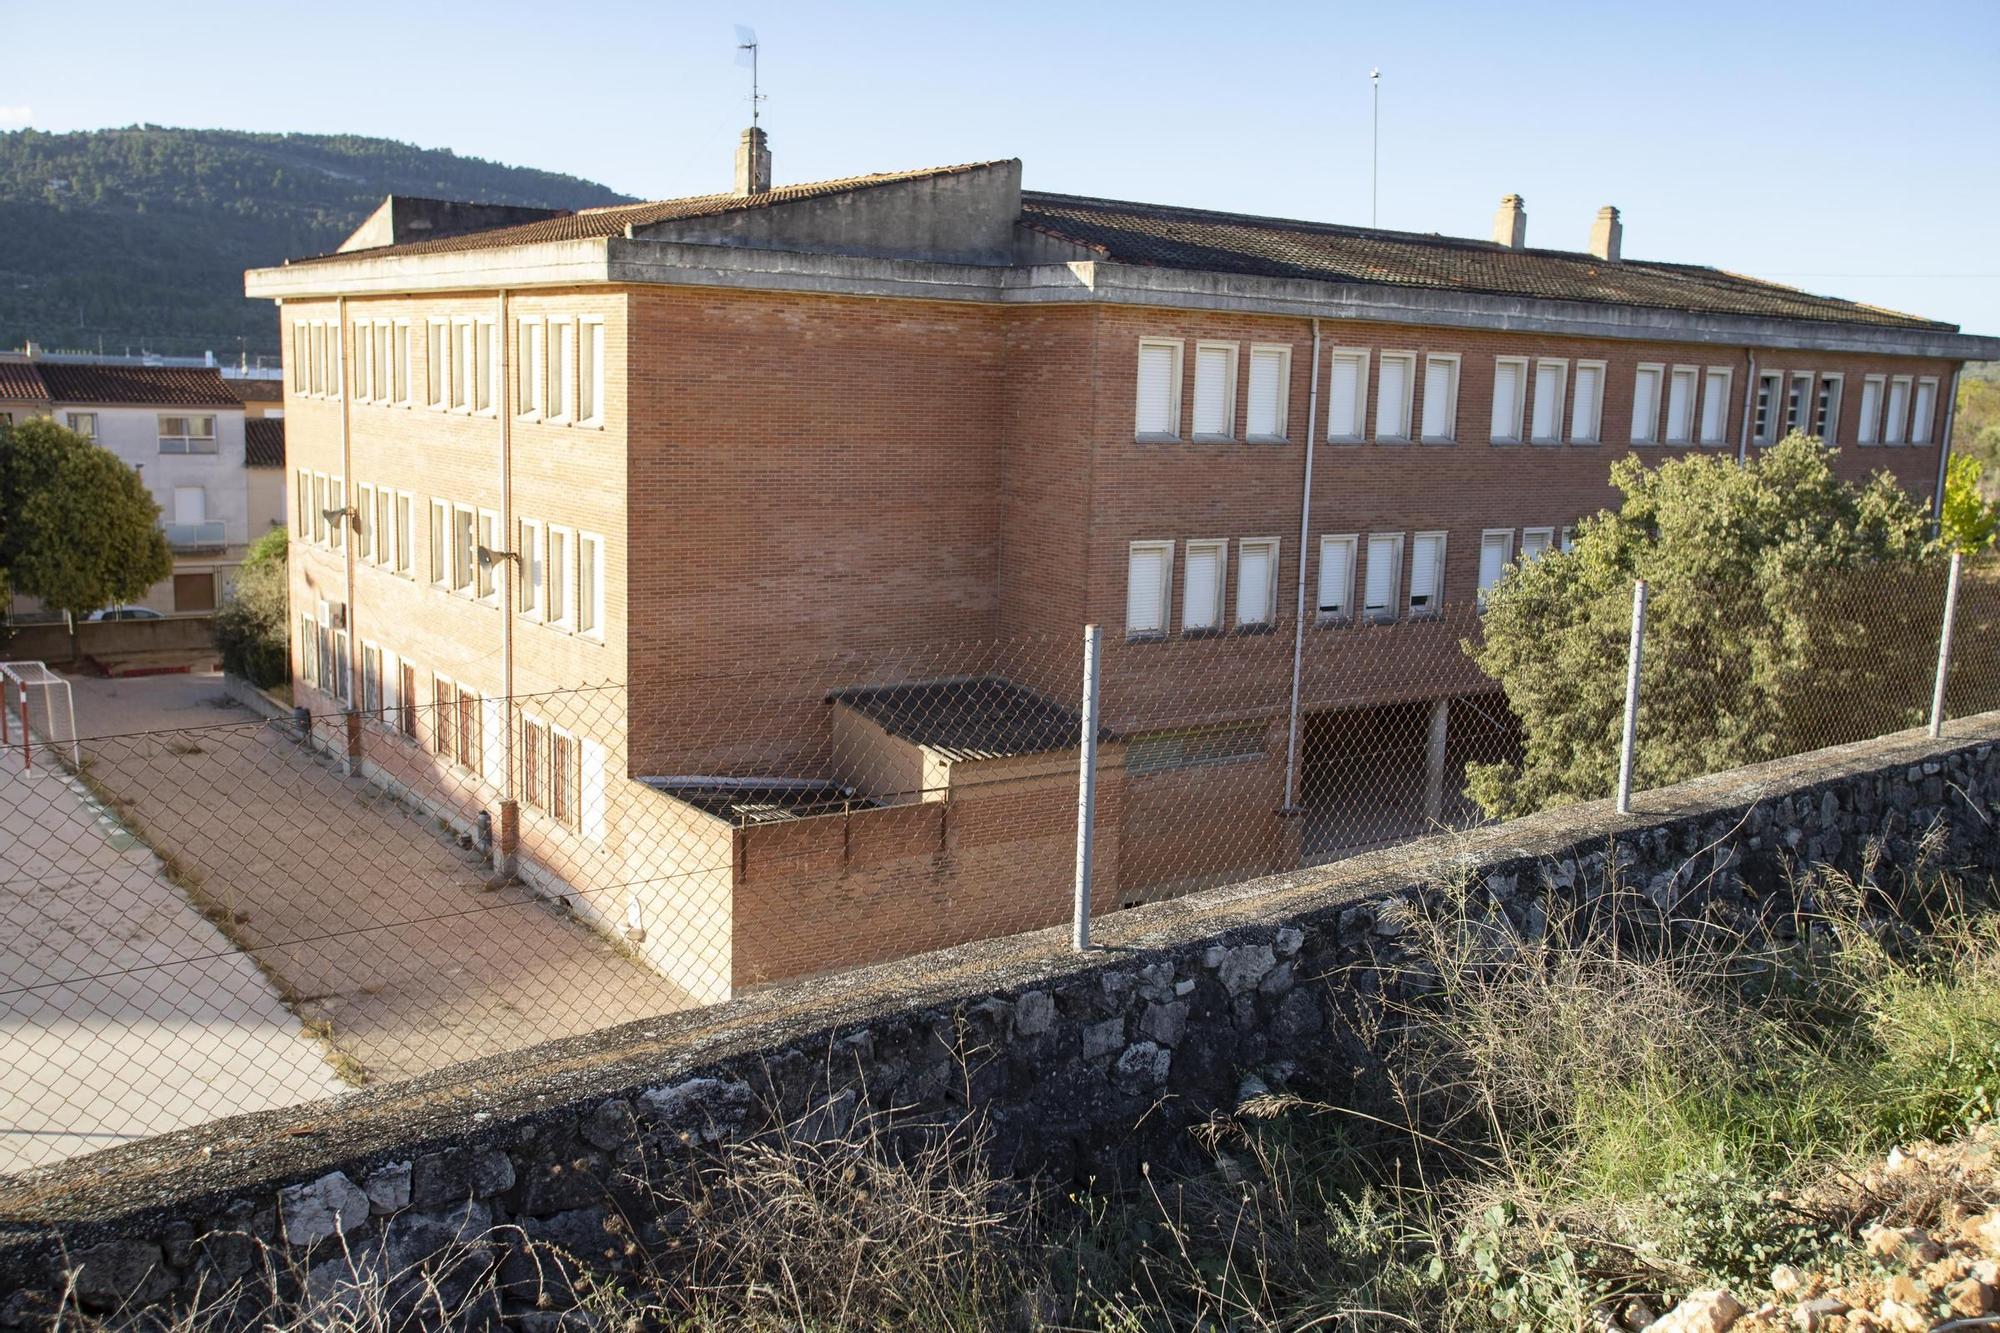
left=735, top=25, right=767, bottom=126
left=1370, top=68, right=1381, bottom=228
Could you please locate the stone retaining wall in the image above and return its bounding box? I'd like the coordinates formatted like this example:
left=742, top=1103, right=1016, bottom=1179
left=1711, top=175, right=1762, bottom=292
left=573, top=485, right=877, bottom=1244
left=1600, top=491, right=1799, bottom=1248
left=4, top=716, right=1999, bottom=1325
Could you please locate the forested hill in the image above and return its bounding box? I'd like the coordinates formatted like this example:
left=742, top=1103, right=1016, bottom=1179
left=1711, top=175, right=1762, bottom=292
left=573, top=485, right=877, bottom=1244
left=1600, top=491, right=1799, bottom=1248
left=0, top=127, right=636, bottom=360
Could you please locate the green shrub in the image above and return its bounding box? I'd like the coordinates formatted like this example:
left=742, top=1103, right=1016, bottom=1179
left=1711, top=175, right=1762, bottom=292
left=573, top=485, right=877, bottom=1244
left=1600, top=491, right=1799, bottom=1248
left=214, top=526, right=289, bottom=687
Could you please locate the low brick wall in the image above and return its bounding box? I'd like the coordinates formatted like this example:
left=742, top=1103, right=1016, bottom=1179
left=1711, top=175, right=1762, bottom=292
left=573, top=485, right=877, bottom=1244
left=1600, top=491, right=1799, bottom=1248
left=4, top=716, right=1999, bottom=1323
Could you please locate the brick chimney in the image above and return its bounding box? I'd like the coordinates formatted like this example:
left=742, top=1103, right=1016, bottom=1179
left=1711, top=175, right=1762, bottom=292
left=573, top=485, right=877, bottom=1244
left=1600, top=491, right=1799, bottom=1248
left=1491, top=194, right=1526, bottom=248
left=734, top=127, right=771, bottom=197
left=1589, top=206, right=1622, bottom=261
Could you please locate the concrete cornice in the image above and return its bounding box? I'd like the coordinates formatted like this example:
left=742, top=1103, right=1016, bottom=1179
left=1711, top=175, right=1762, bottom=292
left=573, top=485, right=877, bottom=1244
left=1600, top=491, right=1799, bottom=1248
left=247, top=237, right=2000, bottom=362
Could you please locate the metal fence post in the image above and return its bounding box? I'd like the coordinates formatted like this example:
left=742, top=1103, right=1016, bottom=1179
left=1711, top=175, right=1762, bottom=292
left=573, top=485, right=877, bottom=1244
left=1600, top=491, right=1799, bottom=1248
left=1073, top=623, right=1103, bottom=951
left=1930, top=550, right=1964, bottom=740
left=1616, top=579, right=1648, bottom=816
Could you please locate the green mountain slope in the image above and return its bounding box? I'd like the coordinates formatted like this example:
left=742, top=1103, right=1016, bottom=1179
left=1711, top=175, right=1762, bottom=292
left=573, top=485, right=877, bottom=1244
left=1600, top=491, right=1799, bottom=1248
left=0, top=126, right=636, bottom=360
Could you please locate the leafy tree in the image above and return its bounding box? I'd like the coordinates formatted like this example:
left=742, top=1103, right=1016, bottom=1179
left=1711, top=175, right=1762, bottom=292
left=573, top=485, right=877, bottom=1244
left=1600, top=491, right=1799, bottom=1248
left=0, top=417, right=172, bottom=619
left=214, top=526, right=290, bottom=686
left=1955, top=366, right=2000, bottom=491
left=1940, top=454, right=2000, bottom=554
left=1464, top=435, right=1941, bottom=819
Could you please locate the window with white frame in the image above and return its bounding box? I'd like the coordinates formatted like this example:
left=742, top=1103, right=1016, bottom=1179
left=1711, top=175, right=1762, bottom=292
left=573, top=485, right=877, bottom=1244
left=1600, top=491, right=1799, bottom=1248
left=1478, top=529, right=1514, bottom=607
left=1236, top=538, right=1278, bottom=627
left=361, top=642, right=383, bottom=718
left=1490, top=355, right=1527, bottom=444
left=549, top=726, right=581, bottom=832
left=1753, top=370, right=1783, bottom=445
left=547, top=526, right=572, bottom=626
left=518, top=518, right=544, bottom=617
left=1317, top=535, right=1356, bottom=620
left=1699, top=367, right=1732, bottom=446
left=1856, top=374, right=1885, bottom=445
left=65, top=412, right=97, bottom=441
left=1181, top=539, right=1225, bottom=633
left=579, top=319, right=604, bottom=424
left=1529, top=359, right=1567, bottom=445
left=1134, top=339, right=1183, bottom=439
left=1814, top=374, right=1844, bottom=444
left=292, top=322, right=309, bottom=392
left=1375, top=353, right=1416, bottom=442
left=392, top=321, right=411, bottom=405
left=295, top=468, right=311, bottom=535
left=429, top=498, right=448, bottom=586
left=1420, top=355, right=1459, bottom=443
left=1244, top=345, right=1289, bottom=441
left=450, top=504, right=475, bottom=594
left=1191, top=341, right=1237, bottom=441
left=1560, top=525, right=1576, bottom=553
left=1570, top=361, right=1605, bottom=445
left=548, top=319, right=575, bottom=420
left=577, top=532, right=603, bottom=636
left=1521, top=526, right=1554, bottom=561
left=519, top=319, right=546, bottom=416
left=476, top=510, right=500, bottom=604
left=1665, top=366, right=1699, bottom=445
left=1327, top=349, right=1369, bottom=443
left=354, top=320, right=374, bottom=401
left=397, top=659, right=418, bottom=739
left=1632, top=364, right=1664, bottom=444
left=373, top=486, right=393, bottom=567
left=1408, top=532, right=1445, bottom=615
left=1785, top=371, right=1814, bottom=437
left=427, top=319, right=448, bottom=408
left=356, top=484, right=375, bottom=562
left=1884, top=376, right=1912, bottom=445
left=329, top=478, right=346, bottom=552
left=1363, top=533, right=1403, bottom=620
left=299, top=613, right=318, bottom=685
left=158, top=415, right=218, bottom=455
left=1911, top=378, right=1939, bottom=445
left=1126, top=540, right=1173, bottom=636
left=395, top=492, right=414, bottom=575
left=311, top=473, right=328, bottom=546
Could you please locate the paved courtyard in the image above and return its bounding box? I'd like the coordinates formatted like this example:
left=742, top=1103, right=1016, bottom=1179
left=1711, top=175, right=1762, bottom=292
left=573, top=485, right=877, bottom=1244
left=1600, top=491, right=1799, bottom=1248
left=1, top=675, right=692, bottom=1173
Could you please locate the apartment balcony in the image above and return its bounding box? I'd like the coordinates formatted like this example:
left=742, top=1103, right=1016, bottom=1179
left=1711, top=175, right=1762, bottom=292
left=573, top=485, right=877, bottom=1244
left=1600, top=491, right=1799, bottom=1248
left=164, top=521, right=227, bottom=552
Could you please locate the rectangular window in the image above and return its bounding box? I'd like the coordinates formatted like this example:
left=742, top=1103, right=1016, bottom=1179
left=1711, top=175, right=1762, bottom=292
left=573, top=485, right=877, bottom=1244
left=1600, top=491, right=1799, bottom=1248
left=1363, top=533, right=1403, bottom=620
left=1560, top=526, right=1576, bottom=553
left=519, top=319, right=546, bottom=416
left=331, top=628, right=351, bottom=703
left=1699, top=367, right=1732, bottom=446
left=374, top=487, right=393, bottom=566
left=65, top=412, right=97, bottom=441
left=329, top=478, right=345, bottom=553
left=393, top=322, right=411, bottom=405
left=1182, top=539, right=1226, bottom=632
left=1135, top=338, right=1183, bottom=439
left=1244, top=345, right=1289, bottom=441
left=1236, top=538, right=1278, bottom=628
left=428, top=498, right=448, bottom=586
left=1911, top=378, right=1938, bottom=445
left=457, top=688, right=483, bottom=776
left=450, top=322, right=473, bottom=411
left=579, top=319, right=604, bottom=424
left=550, top=728, right=579, bottom=831
left=1316, top=535, right=1356, bottom=620
left=427, top=319, right=448, bottom=408
left=354, top=321, right=373, bottom=401
left=1632, top=365, right=1664, bottom=444
left=1570, top=361, right=1605, bottom=445
left=1529, top=359, right=1567, bottom=445
left=547, top=526, right=571, bottom=626
left=518, top=519, right=544, bottom=617
left=295, top=468, right=311, bottom=535
left=309, top=323, right=325, bottom=395
left=476, top=510, right=500, bottom=603
left=1521, top=527, right=1554, bottom=561
left=1884, top=376, right=1912, bottom=445
left=312, top=473, right=329, bottom=546
left=1420, top=354, right=1459, bottom=443
left=1190, top=341, right=1236, bottom=441
left=1856, top=375, right=1885, bottom=445
left=1665, top=366, right=1699, bottom=445
left=547, top=320, right=573, bottom=420
left=475, top=321, right=495, bottom=413
left=361, top=642, right=382, bottom=718
left=158, top=415, right=218, bottom=454
left=293, top=322, right=309, bottom=392
left=1125, top=723, right=1265, bottom=776
left=1478, top=529, right=1514, bottom=608
left=1490, top=356, right=1527, bottom=444
left=433, top=677, right=457, bottom=761
left=1754, top=371, right=1783, bottom=445
left=1375, top=353, right=1415, bottom=442
left=1126, top=539, right=1173, bottom=636
left=299, top=615, right=317, bottom=685
left=171, top=485, right=206, bottom=526
left=522, top=717, right=546, bottom=810
left=1409, top=531, right=1445, bottom=615
left=356, top=484, right=375, bottom=562
left=1327, top=349, right=1369, bottom=443
left=1814, top=374, right=1844, bottom=445
left=1784, top=371, right=1814, bottom=437
left=577, top=533, right=602, bottom=636
left=398, top=661, right=417, bottom=739
left=451, top=505, right=476, bottom=594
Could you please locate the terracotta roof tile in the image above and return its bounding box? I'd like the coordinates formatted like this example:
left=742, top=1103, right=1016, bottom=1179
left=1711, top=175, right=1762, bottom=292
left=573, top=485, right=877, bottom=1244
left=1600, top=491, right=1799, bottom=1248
left=36, top=364, right=241, bottom=408
left=228, top=378, right=285, bottom=403
left=0, top=362, right=48, bottom=401
left=244, top=418, right=285, bottom=468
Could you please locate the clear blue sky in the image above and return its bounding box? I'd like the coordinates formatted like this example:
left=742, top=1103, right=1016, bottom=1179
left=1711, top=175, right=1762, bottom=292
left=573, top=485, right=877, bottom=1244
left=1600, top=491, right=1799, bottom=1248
left=6, top=0, right=1997, bottom=336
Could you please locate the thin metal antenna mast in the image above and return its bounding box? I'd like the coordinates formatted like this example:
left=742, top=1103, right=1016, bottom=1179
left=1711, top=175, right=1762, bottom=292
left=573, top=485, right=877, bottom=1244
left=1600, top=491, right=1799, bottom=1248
left=1371, top=68, right=1380, bottom=227
left=735, top=26, right=766, bottom=126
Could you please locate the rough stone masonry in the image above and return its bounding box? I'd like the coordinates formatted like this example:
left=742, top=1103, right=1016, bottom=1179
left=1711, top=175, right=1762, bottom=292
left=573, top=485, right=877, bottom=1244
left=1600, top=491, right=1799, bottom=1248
left=3, top=715, right=2000, bottom=1325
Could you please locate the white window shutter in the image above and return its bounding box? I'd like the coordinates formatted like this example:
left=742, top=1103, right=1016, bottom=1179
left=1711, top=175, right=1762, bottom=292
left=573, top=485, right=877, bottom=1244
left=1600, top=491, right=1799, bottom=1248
left=1192, top=346, right=1231, bottom=437
left=1136, top=344, right=1176, bottom=435
left=1184, top=544, right=1222, bottom=630
left=1364, top=538, right=1395, bottom=611
left=1318, top=539, right=1352, bottom=615
left=1377, top=358, right=1409, bottom=438
left=1700, top=370, right=1729, bottom=443
left=1885, top=381, right=1910, bottom=444
left=1531, top=364, right=1562, bottom=441
left=1409, top=535, right=1440, bottom=606
left=1571, top=365, right=1603, bottom=442
left=1330, top=354, right=1364, bottom=439
left=1127, top=546, right=1167, bottom=632
left=1478, top=533, right=1510, bottom=596
left=1912, top=382, right=1936, bottom=444
left=1666, top=371, right=1695, bottom=443
left=1237, top=542, right=1274, bottom=625
left=1491, top=361, right=1521, bottom=440
left=1631, top=368, right=1661, bottom=441
left=1857, top=381, right=1882, bottom=444
left=1246, top=349, right=1284, bottom=437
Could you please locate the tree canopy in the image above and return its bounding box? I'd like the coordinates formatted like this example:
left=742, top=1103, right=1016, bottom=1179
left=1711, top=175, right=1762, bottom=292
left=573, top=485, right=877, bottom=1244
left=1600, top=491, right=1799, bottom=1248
left=0, top=417, right=173, bottom=619
left=1464, top=435, right=1943, bottom=819
left=214, top=526, right=289, bottom=686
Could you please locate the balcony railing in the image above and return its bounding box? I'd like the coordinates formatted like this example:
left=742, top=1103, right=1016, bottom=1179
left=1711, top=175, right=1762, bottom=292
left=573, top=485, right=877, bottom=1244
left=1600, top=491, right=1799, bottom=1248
left=164, top=521, right=227, bottom=551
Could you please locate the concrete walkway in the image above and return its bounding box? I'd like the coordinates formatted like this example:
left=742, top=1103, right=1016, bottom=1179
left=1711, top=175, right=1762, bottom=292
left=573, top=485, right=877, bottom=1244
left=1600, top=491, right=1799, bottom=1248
left=57, top=675, right=692, bottom=1087
left=0, top=754, right=342, bottom=1174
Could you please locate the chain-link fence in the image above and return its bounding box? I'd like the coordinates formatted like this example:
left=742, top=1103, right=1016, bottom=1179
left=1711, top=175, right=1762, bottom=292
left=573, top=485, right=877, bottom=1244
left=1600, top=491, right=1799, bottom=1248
left=2, top=556, right=1994, bottom=1174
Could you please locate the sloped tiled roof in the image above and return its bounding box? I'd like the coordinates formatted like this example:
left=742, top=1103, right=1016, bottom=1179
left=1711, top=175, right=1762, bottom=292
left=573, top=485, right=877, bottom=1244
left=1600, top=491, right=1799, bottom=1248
left=291, top=162, right=1010, bottom=264
left=228, top=378, right=285, bottom=403
left=829, top=676, right=1106, bottom=763
left=36, top=364, right=239, bottom=407
left=244, top=418, right=285, bottom=468
left=0, top=362, right=48, bottom=402
left=1019, top=193, right=1951, bottom=331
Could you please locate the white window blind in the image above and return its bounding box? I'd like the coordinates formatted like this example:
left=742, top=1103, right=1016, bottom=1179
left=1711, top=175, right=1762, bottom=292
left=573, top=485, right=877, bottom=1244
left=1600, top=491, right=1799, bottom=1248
left=1699, top=369, right=1730, bottom=445
left=1409, top=533, right=1444, bottom=612
left=1632, top=367, right=1663, bottom=443
left=1911, top=380, right=1937, bottom=445
left=1183, top=541, right=1224, bottom=631
left=1317, top=537, right=1354, bottom=618
left=1245, top=347, right=1287, bottom=439
left=1491, top=358, right=1525, bottom=442
left=1421, top=357, right=1457, bottom=442
left=1856, top=378, right=1883, bottom=444
left=1521, top=527, right=1553, bottom=560
left=1478, top=530, right=1512, bottom=605
left=1885, top=379, right=1910, bottom=445
left=1364, top=535, right=1400, bottom=616
left=1329, top=351, right=1367, bottom=441
left=1571, top=363, right=1604, bottom=444
left=1135, top=342, right=1179, bottom=437
left=1376, top=355, right=1412, bottom=440
left=1127, top=542, right=1171, bottom=634
left=1237, top=539, right=1276, bottom=626
left=172, top=486, right=205, bottom=525
left=1192, top=344, right=1234, bottom=438
left=1530, top=362, right=1565, bottom=443
left=1666, top=368, right=1698, bottom=444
